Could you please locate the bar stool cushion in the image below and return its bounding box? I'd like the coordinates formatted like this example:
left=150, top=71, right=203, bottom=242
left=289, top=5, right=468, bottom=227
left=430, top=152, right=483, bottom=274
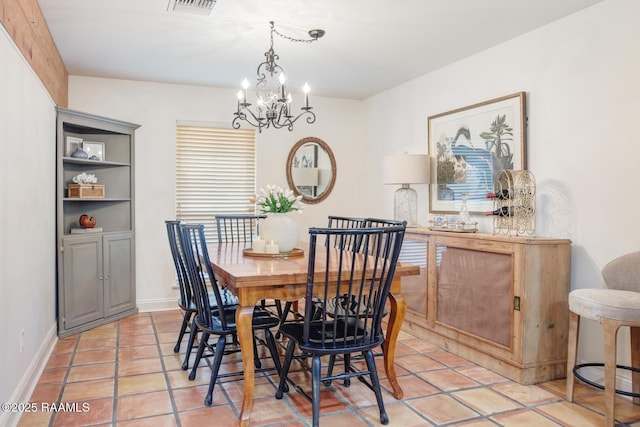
left=569, top=289, right=640, bottom=322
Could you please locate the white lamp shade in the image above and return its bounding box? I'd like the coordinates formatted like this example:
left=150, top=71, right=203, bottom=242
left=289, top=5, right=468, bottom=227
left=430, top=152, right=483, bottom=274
left=292, top=167, right=319, bottom=186
left=383, top=154, right=430, bottom=185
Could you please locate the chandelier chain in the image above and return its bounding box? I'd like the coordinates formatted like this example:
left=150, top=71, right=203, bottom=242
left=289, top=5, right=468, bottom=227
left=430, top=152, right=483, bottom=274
left=270, top=21, right=322, bottom=44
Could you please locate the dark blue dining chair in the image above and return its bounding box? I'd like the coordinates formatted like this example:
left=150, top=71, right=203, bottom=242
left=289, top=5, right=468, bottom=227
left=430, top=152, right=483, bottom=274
left=179, top=223, right=284, bottom=406
left=275, top=223, right=406, bottom=426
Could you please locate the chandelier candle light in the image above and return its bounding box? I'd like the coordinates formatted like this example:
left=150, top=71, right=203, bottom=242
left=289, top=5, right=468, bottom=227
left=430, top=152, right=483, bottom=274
left=232, top=21, right=325, bottom=133
left=383, top=154, right=430, bottom=227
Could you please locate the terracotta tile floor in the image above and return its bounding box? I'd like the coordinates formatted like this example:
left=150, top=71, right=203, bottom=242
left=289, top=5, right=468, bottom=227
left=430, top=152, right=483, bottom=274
left=17, top=310, right=640, bottom=426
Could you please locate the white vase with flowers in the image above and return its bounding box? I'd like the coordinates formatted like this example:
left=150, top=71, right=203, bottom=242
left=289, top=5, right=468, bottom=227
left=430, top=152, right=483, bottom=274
left=254, top=185, right=304, bottom=252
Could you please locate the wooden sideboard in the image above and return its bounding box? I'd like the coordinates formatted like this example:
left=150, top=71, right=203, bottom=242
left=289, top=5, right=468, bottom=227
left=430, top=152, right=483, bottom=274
left=398, top=229, right=571, bottom=384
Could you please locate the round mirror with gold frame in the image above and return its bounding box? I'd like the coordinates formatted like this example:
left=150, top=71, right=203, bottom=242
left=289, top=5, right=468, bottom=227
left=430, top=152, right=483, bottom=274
left=286, top=136, right=336, bottom=204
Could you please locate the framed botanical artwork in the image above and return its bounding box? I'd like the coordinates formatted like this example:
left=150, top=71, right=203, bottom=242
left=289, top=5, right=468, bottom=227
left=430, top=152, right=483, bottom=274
left=428, top=91, right=527, bottom=214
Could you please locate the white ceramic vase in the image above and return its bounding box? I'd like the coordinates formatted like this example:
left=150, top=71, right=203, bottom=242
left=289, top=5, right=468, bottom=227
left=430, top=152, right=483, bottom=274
left=260, top=213, right=300, bottom=252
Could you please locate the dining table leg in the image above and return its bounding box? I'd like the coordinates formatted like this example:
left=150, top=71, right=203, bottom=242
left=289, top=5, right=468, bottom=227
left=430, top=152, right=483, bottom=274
left=236, top=303, right=255, bottom=426
left=384, top=287, right=407, bottom=399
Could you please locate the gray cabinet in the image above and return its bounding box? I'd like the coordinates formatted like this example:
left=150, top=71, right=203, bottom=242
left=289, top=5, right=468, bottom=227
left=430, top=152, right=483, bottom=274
left=56, top=108, right=140, bottom=337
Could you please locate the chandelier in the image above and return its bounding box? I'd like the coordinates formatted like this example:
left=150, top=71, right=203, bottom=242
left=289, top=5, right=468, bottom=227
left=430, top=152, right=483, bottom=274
left=232, top=21, right=325, bottom=133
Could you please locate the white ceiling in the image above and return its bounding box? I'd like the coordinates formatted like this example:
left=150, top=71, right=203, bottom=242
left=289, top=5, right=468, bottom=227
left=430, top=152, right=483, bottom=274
left=37, top=0, right=603, bottom=100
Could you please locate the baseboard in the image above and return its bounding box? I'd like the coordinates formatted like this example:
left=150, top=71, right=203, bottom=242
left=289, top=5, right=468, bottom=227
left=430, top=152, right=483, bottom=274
left=137, top=297, right=178, bottom=312
left=0, top=323, right=57, bottom=427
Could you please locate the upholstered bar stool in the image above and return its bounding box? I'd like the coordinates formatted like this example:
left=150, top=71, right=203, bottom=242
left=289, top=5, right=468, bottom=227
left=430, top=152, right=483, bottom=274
left=566, top=251, right=640, bottom=427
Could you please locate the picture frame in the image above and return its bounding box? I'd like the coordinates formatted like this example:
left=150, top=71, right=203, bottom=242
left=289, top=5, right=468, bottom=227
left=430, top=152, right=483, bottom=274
left=83, top=141, right=106, bottom=161
left=65, top=136, right=83, bottom=157
left=428, top=91, right=527, bottom=214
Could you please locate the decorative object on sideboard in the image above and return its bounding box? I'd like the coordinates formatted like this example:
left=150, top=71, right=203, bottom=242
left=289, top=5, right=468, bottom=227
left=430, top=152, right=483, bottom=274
left=490, top=169, right=536, bottom=236
left=79, top=214, right=97, bottom=229
left=427, top=217, right=478, bottom=233
left=458, top=192, right=470, bottom=224
left=232, top=21, right=325, bottom=133
left=428, top=92, right=527, bottom=214
left=383, top=153, right=430, bottom=227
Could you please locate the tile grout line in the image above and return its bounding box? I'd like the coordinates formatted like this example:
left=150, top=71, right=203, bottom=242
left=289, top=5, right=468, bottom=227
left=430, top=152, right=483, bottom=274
left=257, top=352, right=310, bottom=425
left=149, top=312, right=183, bottom=427
left=112, top=320, right=120, bottom=425
left=48, top=334, right=81, bottom=427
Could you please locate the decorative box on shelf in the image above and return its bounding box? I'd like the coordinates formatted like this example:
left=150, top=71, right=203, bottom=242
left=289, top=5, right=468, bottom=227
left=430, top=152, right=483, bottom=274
left=67, top=184, right=105, bottom=199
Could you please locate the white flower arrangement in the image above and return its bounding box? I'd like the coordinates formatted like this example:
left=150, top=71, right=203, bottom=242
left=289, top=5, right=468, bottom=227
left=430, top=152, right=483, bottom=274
left=253, top=185, right=304, bottom=214
left=72, top=172, right=98, bottom=184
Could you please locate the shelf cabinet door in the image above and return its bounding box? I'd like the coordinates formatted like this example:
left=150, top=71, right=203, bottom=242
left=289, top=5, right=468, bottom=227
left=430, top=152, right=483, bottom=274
left=62, top=235, right=104, bottom=330
left=103, top=233, right=135, bottom=317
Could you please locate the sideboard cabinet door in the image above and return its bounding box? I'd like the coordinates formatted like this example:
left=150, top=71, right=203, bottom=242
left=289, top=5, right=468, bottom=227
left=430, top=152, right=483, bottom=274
left=434, top=244, right=513, bottom=349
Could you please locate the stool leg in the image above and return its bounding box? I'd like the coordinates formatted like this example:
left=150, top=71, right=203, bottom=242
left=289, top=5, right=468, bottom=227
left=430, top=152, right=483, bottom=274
left=602, top=318, right=620, bottom=427
left=566, top=311, right=580, bottom=402
left=631, top=326, right=640, bottom=406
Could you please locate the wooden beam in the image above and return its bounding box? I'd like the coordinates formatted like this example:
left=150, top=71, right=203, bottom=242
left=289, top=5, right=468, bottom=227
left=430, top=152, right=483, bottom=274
left=0, top=0, right=68, bottom=107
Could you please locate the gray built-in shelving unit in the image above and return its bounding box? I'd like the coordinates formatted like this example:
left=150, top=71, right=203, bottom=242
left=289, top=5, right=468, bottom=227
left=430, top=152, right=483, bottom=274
left=56, top=107, right=140, bottom=337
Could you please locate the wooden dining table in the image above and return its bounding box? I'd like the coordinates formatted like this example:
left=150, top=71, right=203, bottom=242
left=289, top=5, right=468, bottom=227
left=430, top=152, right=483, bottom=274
left=208, top=240, right=420, bottom=426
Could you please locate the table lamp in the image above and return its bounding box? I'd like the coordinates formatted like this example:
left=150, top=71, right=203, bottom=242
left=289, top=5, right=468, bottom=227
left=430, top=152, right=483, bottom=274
left=383, top=154, right=430, bottom=227
left=292, top=167, right=319, bottom=187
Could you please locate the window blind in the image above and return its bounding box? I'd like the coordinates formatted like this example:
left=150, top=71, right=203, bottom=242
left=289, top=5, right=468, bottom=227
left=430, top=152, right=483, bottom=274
left=175, top=124, right=256, bottom=242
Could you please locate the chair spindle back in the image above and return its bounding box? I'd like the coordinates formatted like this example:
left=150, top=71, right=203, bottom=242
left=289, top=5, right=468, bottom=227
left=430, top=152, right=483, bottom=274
left=179, top=223, right=235, bottom=331
left=302, top=224, right=406, bottom=352
left=165, top=220, right=192, bottom=308
left=215, top=214, right=266, bottom=243
left=327, top=215, right=367, bottom=252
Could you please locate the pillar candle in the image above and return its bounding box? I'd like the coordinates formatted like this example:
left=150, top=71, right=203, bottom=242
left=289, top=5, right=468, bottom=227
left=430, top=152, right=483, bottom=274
left=265, top=240, right=279, bottom=254
left=252, top=239, right=266, bottom=253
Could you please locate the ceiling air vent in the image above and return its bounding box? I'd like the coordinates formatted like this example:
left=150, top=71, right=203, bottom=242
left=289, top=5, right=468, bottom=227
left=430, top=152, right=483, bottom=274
left=167, top=0, right=217, bottom=16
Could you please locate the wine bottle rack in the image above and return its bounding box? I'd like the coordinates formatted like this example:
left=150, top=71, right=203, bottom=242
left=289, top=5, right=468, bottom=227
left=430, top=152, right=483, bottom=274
left=492, top=169, right=536, bottom=236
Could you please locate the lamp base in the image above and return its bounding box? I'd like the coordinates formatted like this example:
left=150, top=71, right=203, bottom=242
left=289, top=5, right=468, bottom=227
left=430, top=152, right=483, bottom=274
left=394, top=184, right=419, bottom=227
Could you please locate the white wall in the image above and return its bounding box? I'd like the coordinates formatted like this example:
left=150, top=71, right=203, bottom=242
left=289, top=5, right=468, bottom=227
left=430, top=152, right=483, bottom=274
left=68, top=78, right=367, bottom=309
left=366, top=0, right=640, bottom=366
left=0, top=27, right=57, bottom=426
